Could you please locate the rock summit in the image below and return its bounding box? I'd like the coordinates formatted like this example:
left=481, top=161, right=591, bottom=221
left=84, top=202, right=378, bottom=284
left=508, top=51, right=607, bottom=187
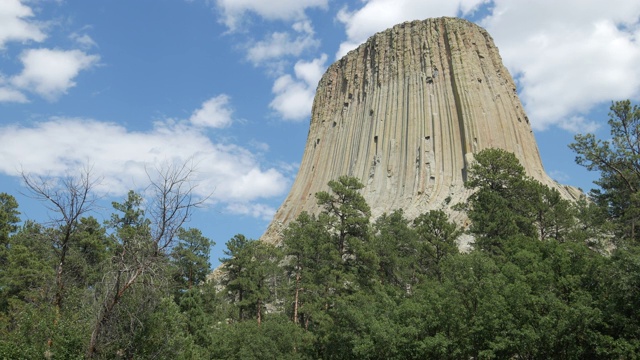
left=263, top=17, right=580, bottom=243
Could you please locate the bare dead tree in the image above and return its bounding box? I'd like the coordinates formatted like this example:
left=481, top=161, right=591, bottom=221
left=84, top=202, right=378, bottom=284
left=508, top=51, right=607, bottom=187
left=87, top=161, right=208, bottom=358
left=21, top=167, right=99, bottom=353
left=146, top=160, right=205, bottom=254
left=21, top=167, right=99, bottom=312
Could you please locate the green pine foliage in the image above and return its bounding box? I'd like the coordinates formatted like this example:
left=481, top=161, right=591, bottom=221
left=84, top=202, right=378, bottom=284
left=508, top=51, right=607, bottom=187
left=570, top=100, right=640, bottom=244
left=0, top=101, right=639, bottom=358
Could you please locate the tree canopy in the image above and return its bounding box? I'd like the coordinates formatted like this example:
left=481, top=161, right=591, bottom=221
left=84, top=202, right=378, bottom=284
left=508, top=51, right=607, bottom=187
left=1, top=102, right=640, bottom=358
left=570, top=100, right=640, bottom=243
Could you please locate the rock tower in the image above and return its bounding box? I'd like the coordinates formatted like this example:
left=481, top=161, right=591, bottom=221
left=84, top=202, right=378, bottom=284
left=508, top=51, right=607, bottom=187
left=263, top=17, right=580, bottom=243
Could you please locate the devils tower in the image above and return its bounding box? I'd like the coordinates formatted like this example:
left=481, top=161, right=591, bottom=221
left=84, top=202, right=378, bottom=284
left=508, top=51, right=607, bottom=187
left=263, top=17, right=580, bottom=243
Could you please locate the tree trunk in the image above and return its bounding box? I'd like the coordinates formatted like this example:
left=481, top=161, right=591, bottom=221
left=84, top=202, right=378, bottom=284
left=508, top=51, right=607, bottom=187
left=49, top=228, right=72, bottom=351
left=293, top=272, right=300, bottom=324
left=257, top=299, right=262, bottom=326
left=86, top=267, right=142, bottom=358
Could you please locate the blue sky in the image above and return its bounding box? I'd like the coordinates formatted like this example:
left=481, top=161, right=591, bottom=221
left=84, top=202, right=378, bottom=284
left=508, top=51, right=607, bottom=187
left=1, top=0, right=639, bottom=266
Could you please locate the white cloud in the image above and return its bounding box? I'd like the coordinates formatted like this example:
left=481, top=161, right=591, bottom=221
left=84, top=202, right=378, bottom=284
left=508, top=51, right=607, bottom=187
left=213, top=1, right=327, bottom=122
left=226, top=202, right=277, bottom=220
left=294, top=54, right=326, bottom=86
left=215, top=0, right=328, bottom=31
left=335, top=0, right=640, bottom=133
left=0, top=75, right=27, bottom=103
left=212, top=1, right=328, bottom=122
left=270, top=54, right=327, bottom=121
left=189, top=95, right=233, bottom=128
left=249, top=140, right=270, bottom=152
left=557, top=116, right=599, bottom=134
left=70, top=33, right=97, bottom=49
left=0, top=0, right=46, bottom=48
left=336, top=0, right=489, bottom=58
left=0, top=117, right=290, bottom=214
left=270, top=74, right=312, bottom=121
left=12, top=48, right=100, bottom=101
left=0, top=86, right=27, bottom=103
left=246, top=20, right=319, bottom=65
left=481, top=0, right=640, bottom=132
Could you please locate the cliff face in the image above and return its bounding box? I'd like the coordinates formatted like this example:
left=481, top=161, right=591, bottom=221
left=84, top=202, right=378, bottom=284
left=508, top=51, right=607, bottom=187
left=263, top=17, right=580, bottom=243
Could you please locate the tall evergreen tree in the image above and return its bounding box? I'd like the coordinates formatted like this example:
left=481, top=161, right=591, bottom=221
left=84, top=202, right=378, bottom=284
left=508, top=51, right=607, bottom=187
left=570, top=100, right=640, bottom=243
left=316, top=176, right=374, bottom=288
left=316, top=176, right=371, bottom=257
left=220, top=234, right=253, bottom=321
left=462, top=148, right=537, bottom=252
left=282, top=212, right=337, bottom=329
left=171, top=227, right=213, bottom=290
left=0, top=193, right=19, bottom=250
left=413, top=210, right=461, bottom=281
left=221, top=235, right=282, bottom=324
left=372, top=209, right=417, bottom=288
left=0, top=193, right=20, bottom=291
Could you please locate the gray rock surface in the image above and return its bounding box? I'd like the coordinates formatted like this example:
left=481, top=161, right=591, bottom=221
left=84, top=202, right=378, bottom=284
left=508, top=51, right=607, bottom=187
left=262, top=17, right=581, bottom=244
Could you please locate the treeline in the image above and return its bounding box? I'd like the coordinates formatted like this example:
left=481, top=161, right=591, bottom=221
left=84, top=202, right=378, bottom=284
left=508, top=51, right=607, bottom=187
left=0, top=164, right=216, bottom=359
left=0, top=101, right=639, bottom=359
left=211, top=148, right=637, bottom=359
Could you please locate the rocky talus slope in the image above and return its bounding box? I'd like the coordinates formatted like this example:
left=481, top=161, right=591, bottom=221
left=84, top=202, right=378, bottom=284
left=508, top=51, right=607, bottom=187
left=262, top=17, right=581, bottom=244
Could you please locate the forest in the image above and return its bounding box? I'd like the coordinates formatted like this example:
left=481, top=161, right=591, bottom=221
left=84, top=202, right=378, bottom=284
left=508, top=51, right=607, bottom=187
left=0, top=100, right=639, bottom=359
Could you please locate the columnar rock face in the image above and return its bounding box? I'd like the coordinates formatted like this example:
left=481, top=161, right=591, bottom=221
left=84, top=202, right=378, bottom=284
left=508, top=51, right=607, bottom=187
left=263, top=17, right=580, bottom=243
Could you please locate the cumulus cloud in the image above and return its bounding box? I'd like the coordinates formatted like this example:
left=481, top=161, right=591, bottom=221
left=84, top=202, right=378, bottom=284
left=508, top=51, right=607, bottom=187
left=0, top=0, right=46, bottom=48
left=11, top=48, right=100, bottom=101
left=213, top=0, right=327, bottom=122
left=270, top=54, right=327, bottom=121
left=246, top=20, right=319, bottom=65
left=335, top=0, right=640, bottom=133
left=0, top=116, right=290, bottom=214
left=481, top=0, right=640, bottom=131
left=189, top=95, right=234, bottom=128
left=215, top=0, right=328, bottom=31
left=336, top=0, right=489, bottom=58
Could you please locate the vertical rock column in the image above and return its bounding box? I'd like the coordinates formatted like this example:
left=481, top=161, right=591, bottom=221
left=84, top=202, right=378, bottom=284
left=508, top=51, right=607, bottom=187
left=262, top=17, right=578, bottom=244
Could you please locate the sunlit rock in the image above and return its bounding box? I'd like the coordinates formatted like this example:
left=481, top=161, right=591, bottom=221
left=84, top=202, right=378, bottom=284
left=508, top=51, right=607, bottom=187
left=263, top=17, right=580, bottom=244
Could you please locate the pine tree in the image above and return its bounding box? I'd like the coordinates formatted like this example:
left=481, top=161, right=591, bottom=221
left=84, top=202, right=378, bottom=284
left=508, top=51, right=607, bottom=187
left=570, top=100, right=640, bottom=243
left=316, top=176, right=374, bottom=288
